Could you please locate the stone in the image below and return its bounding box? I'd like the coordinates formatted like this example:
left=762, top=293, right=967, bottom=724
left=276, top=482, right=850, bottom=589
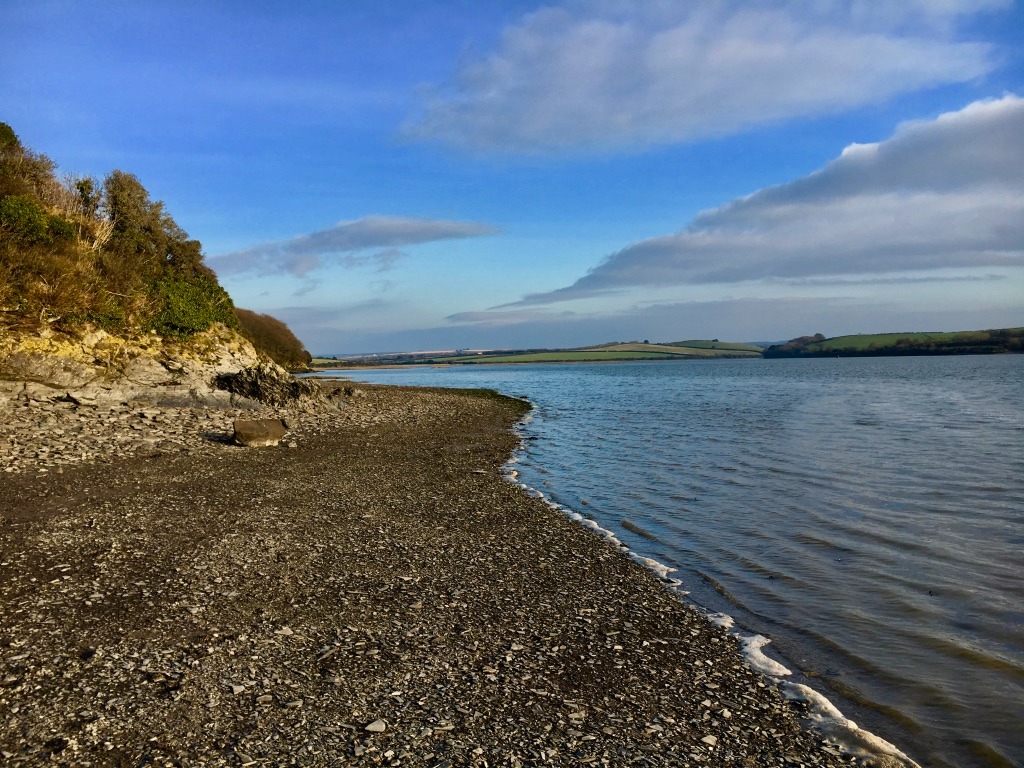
left=216, top=363, right=321, bottom=407
left=364, top=719, right=387, bottom=733
left=233, top=419, right=287, bottom=447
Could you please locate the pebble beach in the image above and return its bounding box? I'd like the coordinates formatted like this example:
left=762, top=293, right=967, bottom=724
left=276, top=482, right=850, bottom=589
left=1, top=384, right=867, bottom=766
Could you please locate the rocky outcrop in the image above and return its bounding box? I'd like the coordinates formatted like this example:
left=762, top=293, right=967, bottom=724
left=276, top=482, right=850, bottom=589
left=215, top=362, right=321, bottom=407
left=0, top=323, right=316, bottom=408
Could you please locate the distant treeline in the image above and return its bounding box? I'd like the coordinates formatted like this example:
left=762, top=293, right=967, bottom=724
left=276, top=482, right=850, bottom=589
left=0, top=121, right=310, bottom=367
left=764, top=328, right=1024, bottom=358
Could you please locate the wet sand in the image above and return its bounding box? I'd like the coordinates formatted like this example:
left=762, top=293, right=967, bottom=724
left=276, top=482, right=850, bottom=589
left=1, top=385, right=861, bottom=766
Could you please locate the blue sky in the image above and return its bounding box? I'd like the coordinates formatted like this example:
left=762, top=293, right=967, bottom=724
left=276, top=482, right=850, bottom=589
left=3, top=0, right=1023, bottom=353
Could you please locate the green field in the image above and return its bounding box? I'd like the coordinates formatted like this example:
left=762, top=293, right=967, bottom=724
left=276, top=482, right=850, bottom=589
left=666, top=339, right=764, bottom=352
left=595, top=342, right=761, bottom=357
left=428, top=340, right=762, bottom=364
left=428, top=350, right=683, bottom=364
left=313, top=339, right=765, bottom=367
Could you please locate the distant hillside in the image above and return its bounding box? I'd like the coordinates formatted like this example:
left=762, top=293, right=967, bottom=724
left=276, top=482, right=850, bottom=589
left=764, top=328, right=1024, bottom=358
left=665, top=339, right=764, bottom=353
left=315, top=339, right=763, bottom=367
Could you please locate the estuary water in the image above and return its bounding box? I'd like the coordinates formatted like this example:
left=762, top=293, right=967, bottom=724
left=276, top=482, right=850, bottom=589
left=321, top=355, right=1024, bottom=768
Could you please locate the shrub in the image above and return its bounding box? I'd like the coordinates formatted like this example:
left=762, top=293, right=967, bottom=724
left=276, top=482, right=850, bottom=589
left=235, top=308, right=312, bottom=371
left=46, top=214, right=76, bottom=241
left=151, top=274, right=236, bottom=337
left=0, top=194, right=50, bottom=243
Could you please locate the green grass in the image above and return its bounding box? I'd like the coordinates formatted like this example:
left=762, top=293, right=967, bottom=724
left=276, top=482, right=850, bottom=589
left=315, top=338, right=765, bottom=367
left=665, top=339, right=764, bottom=352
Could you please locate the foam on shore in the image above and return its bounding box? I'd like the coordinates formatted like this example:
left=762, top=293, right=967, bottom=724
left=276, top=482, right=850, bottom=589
left=503, top=407, right=921, bottom=768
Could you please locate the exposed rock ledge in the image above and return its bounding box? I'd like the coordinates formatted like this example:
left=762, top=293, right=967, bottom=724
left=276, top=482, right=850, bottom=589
left=0, top=323, right=317, bottom=409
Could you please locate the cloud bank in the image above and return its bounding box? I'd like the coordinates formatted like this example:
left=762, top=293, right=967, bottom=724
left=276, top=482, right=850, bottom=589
left=503, top=95, right=1024, bottom=306
left=211, top=215, right=497, bottom=277
left=409, top=0, right=1005, bottom=153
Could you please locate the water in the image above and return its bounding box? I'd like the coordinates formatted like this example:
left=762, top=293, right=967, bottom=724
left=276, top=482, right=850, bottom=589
left=316, top=356, right=1024, bottom=768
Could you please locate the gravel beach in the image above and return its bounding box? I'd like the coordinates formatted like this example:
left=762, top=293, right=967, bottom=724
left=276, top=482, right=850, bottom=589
left=1, top=384, right=863, bottom=767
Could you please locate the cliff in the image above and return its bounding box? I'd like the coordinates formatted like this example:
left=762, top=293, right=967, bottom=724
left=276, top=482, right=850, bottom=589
left=0, top=322, right=316, bottom=408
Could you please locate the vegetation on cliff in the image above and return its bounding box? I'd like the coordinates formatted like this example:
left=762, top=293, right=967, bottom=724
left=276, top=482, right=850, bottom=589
left=0, top=122, right=310, bottom=368
left=0, top=122, right=235, bottom=337
left=764, top=328, right=1024, bottom=357
left=234, top=308, right=311, bottom=371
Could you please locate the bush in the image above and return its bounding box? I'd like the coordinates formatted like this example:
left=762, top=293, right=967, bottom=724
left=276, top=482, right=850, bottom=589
left=46, top=214, right=76, bottom=241
left=235, top=308, right=312, bottom=371
left=0, top=194, right=50, bottom=243
left=151, top=274, right=236, bottom=337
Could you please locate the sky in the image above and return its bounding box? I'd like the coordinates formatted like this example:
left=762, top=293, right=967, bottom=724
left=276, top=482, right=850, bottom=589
left=2, top=0, right=1023, bottom=354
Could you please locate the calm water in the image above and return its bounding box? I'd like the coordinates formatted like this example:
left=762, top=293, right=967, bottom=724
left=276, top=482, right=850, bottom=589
left=321, top=356, right=1024, bottom=768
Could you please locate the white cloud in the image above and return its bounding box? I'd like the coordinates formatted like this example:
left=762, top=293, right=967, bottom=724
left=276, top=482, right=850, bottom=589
left=210, top=215, right=497, bottom=277
left=502, top=95, right=1024, bottom=305
left=408, top=0, right=1006, bottom=153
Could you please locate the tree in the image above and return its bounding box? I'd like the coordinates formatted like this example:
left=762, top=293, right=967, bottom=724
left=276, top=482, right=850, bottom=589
left=0, top=122, right=241, bottom=337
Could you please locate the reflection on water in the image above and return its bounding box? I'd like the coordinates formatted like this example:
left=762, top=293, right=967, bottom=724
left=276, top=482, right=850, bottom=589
left=326, top=355, right=1024, bottom=768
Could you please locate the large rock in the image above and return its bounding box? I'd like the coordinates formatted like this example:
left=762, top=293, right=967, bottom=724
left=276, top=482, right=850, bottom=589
left=233, top=418, right=287, bottom=447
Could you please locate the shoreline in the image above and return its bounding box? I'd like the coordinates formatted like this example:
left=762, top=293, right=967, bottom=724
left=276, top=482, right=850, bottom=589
left=3, top=384, right=866, bottom=766
left=502, top=418, right=919, bottom=768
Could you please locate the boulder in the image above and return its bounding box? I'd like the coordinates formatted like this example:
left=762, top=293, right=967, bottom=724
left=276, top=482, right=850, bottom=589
left=233, top=418, right=288, bottom=447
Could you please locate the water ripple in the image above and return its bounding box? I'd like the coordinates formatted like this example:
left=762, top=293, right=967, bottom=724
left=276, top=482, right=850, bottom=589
left=340, top=355, right=1024, bottom=768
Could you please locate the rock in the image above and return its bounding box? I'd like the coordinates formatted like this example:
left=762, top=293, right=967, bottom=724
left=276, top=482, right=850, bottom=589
left=701, top=735, right=718, bottom=746
left=233, top=419, right=287, bottom=447
left=364, top=719, right=387, bottom=733
left=215, top=363, right=320, bottom=407
left=0, top=324, right=268, bottom=406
